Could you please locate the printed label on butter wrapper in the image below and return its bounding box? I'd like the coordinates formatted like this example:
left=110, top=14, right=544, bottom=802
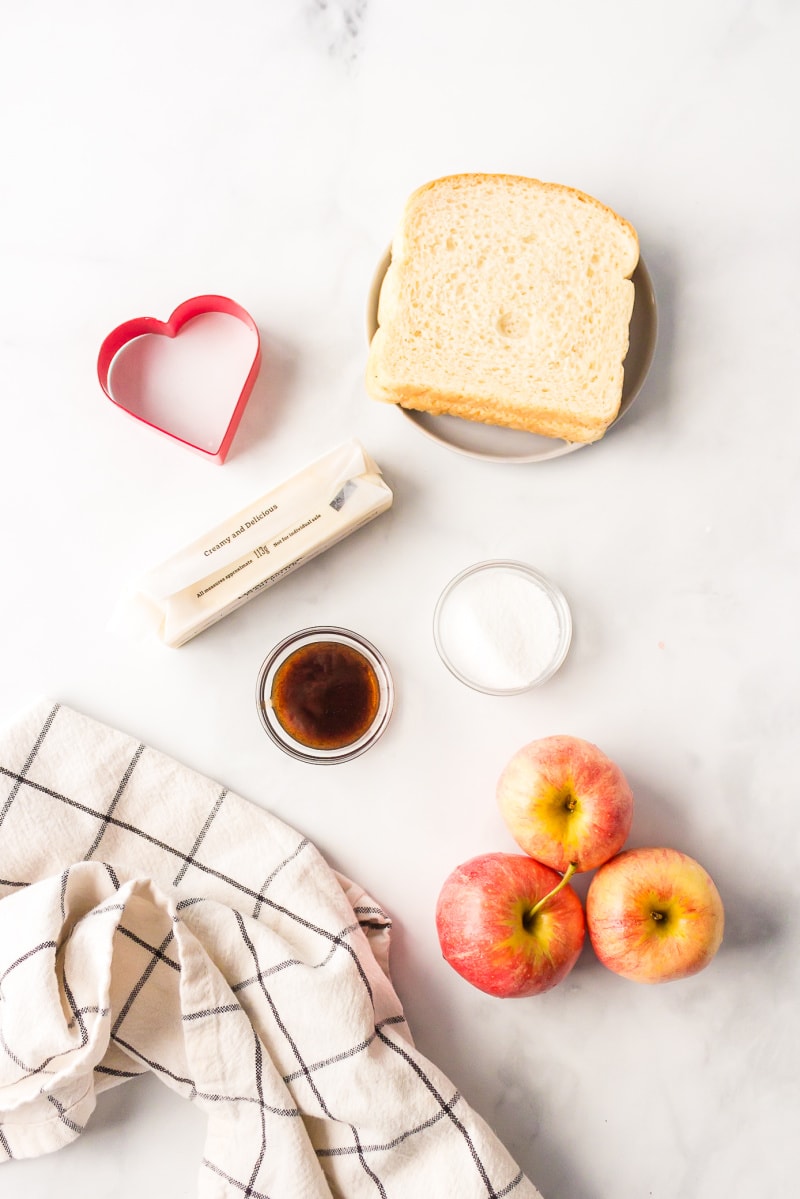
left=115, top=440, right=393, bottom=647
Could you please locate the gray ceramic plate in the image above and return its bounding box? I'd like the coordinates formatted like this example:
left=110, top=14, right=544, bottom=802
left=366, top=247, right=658, bottom=464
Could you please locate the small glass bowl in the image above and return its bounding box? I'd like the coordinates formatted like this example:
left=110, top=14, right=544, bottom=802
left=433, top=561, right=572, bottom=695
left=256, top=626, right=394, bottom=764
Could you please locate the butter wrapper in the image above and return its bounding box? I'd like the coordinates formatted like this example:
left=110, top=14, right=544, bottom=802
left=117, top=440, right=393, bottom=647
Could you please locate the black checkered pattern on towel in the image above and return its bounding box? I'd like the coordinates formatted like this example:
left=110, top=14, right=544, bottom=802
left=0, top=702, right=539, bottom=1197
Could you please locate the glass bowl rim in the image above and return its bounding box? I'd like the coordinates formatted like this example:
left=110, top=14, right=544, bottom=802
left=255, top=625, right=394, bottom=764
left=432, top=560, right=572, bottom=695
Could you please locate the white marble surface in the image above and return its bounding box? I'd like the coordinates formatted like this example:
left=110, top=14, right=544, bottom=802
left=1, top=1, right=798, bottom=1196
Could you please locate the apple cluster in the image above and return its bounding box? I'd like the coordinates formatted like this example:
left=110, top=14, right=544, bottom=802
left=435, top=735, right=724, bottom=998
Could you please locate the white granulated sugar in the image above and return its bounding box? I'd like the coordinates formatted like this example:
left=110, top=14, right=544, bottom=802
left=439, top=569, right=561, bottom=690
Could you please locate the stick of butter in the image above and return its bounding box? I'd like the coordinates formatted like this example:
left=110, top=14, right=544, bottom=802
left=117, top=440, right=393, bottom=647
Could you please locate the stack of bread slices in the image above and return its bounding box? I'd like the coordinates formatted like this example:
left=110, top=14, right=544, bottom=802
left=366, top=173, right=639, bottom=444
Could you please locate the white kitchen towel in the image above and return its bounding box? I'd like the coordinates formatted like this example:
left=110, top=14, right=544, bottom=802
left=0, top=701, right=540, bottom=1198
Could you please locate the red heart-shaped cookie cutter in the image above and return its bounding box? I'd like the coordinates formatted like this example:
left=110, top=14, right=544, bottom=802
left=97, top=295, right=262, bottom=464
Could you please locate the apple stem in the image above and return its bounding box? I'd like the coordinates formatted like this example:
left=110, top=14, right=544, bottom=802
left=527, top=863, right=578, bottom=919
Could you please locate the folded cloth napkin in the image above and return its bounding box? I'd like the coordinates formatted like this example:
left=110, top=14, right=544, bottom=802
left=0, top=701, right=541, bottom=1198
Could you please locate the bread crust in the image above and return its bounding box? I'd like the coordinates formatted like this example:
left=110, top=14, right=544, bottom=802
left=378, top=384, right=611, bottom=443
left=404, top=173, right=639, bottom=254
left=366, top=173, right=639, bottom=443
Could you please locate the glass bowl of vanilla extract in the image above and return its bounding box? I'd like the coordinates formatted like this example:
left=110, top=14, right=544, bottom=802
left=256, top=627, right=394, bottom=764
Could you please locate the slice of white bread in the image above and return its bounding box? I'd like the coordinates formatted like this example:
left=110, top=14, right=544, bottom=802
left=366, top=174, right=639, bottom=443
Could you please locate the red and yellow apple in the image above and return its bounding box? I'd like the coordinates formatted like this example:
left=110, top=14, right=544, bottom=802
left=586, top=847, right=724, bottom=983
left=435, top=852, right=585, bottom=998
left=497, top=735, right=634, bottom=873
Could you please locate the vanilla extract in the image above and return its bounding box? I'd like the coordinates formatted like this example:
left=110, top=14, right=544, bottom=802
left=270, top=640, right=380, bottom=750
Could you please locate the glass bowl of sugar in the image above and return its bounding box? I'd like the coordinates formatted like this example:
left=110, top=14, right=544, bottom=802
left=433, top=561, right=572, bottom=694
